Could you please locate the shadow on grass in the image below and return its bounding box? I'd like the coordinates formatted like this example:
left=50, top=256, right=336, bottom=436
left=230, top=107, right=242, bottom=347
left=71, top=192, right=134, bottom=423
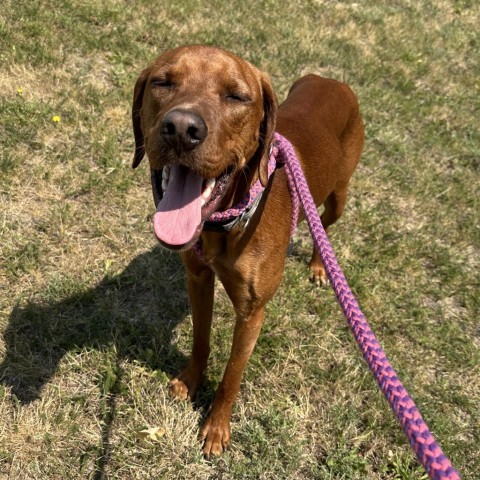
left=0, top=246, right=218, bottom=477
left=0, top=246, right=191, bottom=402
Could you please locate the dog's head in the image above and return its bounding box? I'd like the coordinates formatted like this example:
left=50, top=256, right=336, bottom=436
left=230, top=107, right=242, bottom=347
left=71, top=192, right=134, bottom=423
left=132, top=45, right=278, bottom=250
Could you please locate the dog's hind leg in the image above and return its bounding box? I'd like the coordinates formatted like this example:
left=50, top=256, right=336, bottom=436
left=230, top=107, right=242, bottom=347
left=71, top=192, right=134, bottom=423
left=309, top=184, right=349, bottom=286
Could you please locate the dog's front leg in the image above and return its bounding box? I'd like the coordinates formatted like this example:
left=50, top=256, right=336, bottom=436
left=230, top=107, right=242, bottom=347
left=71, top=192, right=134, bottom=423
left=169, top=252, right=215, bottom=401
left=200, top=305, right=265, bottom=456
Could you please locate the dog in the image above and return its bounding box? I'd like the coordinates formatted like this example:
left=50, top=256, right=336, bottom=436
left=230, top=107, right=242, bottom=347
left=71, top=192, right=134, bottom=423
left=131, top=45, right=364, bottom=456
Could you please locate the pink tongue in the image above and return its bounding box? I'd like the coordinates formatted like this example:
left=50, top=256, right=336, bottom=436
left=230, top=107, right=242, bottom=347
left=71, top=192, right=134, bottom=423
left=153, top=165, right=203, bottom=246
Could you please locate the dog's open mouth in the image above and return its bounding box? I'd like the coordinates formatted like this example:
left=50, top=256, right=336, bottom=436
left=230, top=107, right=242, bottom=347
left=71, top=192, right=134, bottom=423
left=152, top=164, right=233, bottom=249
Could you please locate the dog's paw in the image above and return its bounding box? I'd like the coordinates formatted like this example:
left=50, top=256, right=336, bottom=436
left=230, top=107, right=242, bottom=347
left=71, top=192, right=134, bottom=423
left=169, top=374, right=202, bottom=402
left=309, top=255, right=329, bottom=287
left=168, top=378, right=191, bottom=400
left=200, top=413, right=231, bottom=457
left=309, top=266, right=329, bottom=287
left=310, top=272, right=329, bottom=287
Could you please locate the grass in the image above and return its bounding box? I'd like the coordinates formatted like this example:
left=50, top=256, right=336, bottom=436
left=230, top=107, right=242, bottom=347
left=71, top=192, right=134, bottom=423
left=1, top=0, right=479, bottom=478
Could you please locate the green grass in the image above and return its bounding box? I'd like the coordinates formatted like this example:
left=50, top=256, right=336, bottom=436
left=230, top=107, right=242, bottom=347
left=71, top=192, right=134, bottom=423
left=1, top=0, right=479, bottom=478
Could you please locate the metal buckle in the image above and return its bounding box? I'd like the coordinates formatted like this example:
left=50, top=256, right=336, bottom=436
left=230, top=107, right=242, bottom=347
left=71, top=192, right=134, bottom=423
left=222, top=191, right=264, bottom=232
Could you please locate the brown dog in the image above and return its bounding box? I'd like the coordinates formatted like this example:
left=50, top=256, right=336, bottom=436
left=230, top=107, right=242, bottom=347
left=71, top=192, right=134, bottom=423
left=132, top=45, right=364, bottom=456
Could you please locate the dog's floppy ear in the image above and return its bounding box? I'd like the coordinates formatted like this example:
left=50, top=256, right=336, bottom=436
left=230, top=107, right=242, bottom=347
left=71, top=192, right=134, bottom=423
left=257, top=73, right=278, bottom=187
left=131, top=66, right=151, bottom=169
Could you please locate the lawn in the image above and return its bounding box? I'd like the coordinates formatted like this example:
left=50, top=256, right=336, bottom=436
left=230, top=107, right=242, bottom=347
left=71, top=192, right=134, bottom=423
left=0, top=0, right=479, bottom=478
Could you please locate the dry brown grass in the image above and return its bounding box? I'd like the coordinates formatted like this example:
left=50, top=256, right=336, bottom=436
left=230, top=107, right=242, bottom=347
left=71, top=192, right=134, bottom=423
left=1, top=0, right=479, bottom=478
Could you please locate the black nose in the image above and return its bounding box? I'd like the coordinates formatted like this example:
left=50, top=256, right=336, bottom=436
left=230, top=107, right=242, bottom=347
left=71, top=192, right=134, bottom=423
left=161, top=109, right=208, bottom=151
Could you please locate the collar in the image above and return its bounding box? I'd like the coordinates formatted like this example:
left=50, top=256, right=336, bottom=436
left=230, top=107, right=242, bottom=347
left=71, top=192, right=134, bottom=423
left=203, top=190, right=266, bottom=232
left=202, top=144, right=278, bottom=233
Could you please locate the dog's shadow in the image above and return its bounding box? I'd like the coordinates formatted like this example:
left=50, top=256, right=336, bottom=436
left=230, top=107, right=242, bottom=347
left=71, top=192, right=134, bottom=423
left=0, top=247, right=193, bottom=404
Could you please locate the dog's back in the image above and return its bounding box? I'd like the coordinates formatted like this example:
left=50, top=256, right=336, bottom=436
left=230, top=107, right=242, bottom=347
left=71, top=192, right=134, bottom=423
left=274, top=74, right=364, bottom=284
left=277, top=74, right=364, bottom=207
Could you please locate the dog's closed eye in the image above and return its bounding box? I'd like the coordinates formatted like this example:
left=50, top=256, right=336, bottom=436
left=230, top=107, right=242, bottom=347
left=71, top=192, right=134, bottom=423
left=151, top=77, right=175, bottom=89
left=225, top=92, right=252, bottom=103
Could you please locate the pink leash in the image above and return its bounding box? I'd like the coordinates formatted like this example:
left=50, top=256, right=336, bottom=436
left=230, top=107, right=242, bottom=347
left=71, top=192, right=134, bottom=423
left=273, top=132, right=460, bottom=480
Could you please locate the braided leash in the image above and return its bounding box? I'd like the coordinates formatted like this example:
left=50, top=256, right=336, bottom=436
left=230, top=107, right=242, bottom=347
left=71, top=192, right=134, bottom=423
left=274, top=132, right=460, bottom=480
